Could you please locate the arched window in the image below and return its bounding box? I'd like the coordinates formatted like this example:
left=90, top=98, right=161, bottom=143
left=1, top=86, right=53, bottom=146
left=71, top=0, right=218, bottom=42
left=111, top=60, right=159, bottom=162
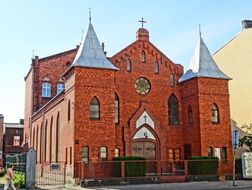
left=154, top=62, right=159, bottom=73
left=44, top=120, right=48, bottom=162
left=221, top=147, right=227, bottom=161
left=115, top=148, right=120, bottom=157
left=211, top=104, right=219, bottom=123
left=141, top=50, right=146, bottom=63
left=90, top=97, right=100, bottom=119
left=82, top=146, right=89, bottom=163
left=207, top=146, right=214, bottom=156
left=67, top=100, right=71, bottom=122
left=126, top=58, right=132, bottom=72
left=49, top=116, right=53, bottom=163
left=56, top=112, right=60, bottom=163
left=40, top=122, right=43, bottom=164
left=115, top=94, right=119, bottom=124
left=42, top=82, right=51, bottom=98
left=57, top=83, right=64, bottom=94
left=32, top=128, right=35, bottom=148
left=100, top=146, right=107, bottom=161
left=170, top=74, right=175, bottom=87
left=168, top=94, right=179, bottom=125
left=188, top=105, right=193, bottom=124
left=65, top=147, right=68, bottom=165
left=36, top=126, right=39, bottom=163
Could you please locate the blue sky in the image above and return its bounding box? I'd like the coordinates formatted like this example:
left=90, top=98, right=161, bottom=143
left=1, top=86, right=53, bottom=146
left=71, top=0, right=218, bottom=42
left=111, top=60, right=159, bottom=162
left=0, top=0, right=251, bottom=122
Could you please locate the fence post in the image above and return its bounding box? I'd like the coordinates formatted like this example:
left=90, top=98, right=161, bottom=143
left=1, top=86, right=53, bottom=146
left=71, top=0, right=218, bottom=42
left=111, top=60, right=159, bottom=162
left=184, top=160, right=188, bottom=177
left=64, top=162, right=66, bottom=185
left=121, top=161, right=125, bottom=178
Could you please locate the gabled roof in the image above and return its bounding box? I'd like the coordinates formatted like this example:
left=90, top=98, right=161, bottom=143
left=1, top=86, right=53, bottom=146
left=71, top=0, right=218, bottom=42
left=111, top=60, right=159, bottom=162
left=71, top=20, right=118, bottom=70
left=179, top=36, right=230, bottom=83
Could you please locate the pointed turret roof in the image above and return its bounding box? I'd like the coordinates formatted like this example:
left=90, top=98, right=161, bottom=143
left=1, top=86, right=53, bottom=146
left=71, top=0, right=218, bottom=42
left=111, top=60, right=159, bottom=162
left=178, top=36, right=230, bottom=83
left=71, top=17, right=118, bottom=70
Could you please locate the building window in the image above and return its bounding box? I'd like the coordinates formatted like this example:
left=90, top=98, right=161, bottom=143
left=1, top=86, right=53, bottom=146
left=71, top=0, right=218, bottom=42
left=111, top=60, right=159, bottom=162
left=70, top=146, right=72, bottom=165
left=115, top=94, right=119, bottom=124
left=174, top=148, right=181, bottom=160
left=56, top=112, right=60, bottom=163
left=188, top=105, right=193, bottom=124
left=170, top=74, right=175, bottom=87
left=221, top=147, right=227, bottom=161
left=127, top=58, right=132, bottom=72
left=57, top=83, right=64, bottom=94
left=168, top=149, right=174, bottom=160
left=90, top=97, right=100, bottom=119
left=168, top=148, right=181, bottom=160
left=115, top=148, right=120, bottom=158
left=211, top=104, right=219, bottom=123
left=168, top=94, right=179, bottom=125
left=141, top=50, right=146, bottom=63
left=208, top=146, right=214, bottom=156
left=42, top=82, right=51, bottom=98
left=100, top=146, right=107, bottom=161
left=32, top=129, right=35, bottom=148
left=154, top=62, right=159, bottom=73
left=13, top=136, right=20, bottom=146
left=82, top=146, right=89, bottom=163
left=49, top=116, right=53, bottom=163
left=67, top=100, right=71, bottom=122
left=44, top=120, right=47, bottom=162
left=65, top=147, right=68, bottom=165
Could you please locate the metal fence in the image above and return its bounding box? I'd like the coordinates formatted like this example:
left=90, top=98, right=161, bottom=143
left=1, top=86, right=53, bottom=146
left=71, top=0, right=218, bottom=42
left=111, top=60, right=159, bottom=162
left=35, top=162, right=68, bottom=185
left=74, top=160, right=189, bottom=179
left=74, top=159, right=231, bottom=180
left=5, top=153, right=26, bottom=173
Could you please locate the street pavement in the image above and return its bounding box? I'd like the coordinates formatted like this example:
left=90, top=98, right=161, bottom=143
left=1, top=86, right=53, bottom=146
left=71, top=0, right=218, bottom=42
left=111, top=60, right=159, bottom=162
left=36, top=180, right=252, bottom=190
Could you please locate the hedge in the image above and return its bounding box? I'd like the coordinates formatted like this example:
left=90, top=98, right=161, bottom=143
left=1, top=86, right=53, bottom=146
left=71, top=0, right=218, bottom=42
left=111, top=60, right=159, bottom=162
left=188, top=156, right=218, bottom=175
left=113, top=156, right=146, bottom=177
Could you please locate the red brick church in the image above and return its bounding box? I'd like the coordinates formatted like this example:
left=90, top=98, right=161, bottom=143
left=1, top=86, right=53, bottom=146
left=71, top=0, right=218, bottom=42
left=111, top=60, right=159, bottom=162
left=24, top=16, right=233, bottom=177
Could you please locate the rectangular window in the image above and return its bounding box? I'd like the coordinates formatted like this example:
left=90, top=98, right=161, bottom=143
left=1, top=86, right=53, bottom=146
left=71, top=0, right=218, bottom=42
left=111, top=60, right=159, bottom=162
left=57, top=83, right=64, bottom=94
left=13, top=136, right=20, bottom=146
left=70, top=146, right=72, bottom=165
left=115, top=148, right=120, bottom=157
left=100, top=147, right=107, bottom=161
left=174, top=148, right=181, bottom=160
left=168, top=148, right=174, bottom=160
left=82, top=146, right=89, bottom=162
left=168, top=148, right=181, bottom=160
left=42, top=82, right=51, bottom=98
left=65, top=147, right=68, bottom=165
left=221, top=147, right=227, bottom=161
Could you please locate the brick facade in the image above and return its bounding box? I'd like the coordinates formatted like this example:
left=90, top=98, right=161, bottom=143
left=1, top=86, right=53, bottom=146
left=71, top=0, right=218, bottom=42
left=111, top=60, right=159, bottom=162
left=24, top=27, right=233, bottom=177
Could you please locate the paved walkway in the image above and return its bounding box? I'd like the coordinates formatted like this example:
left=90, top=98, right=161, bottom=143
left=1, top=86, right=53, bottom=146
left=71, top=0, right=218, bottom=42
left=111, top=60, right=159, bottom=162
left=37, top=180, right=252, bottom=190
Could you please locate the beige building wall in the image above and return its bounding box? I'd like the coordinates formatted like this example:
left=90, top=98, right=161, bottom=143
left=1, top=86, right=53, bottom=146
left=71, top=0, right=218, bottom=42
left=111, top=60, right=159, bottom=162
left=213, top=22, right=252, bottom=134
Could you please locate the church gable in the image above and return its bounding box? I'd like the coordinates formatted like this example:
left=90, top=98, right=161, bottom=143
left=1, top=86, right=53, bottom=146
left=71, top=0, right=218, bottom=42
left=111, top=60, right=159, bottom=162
left=110, top=29, right=183, bottom=76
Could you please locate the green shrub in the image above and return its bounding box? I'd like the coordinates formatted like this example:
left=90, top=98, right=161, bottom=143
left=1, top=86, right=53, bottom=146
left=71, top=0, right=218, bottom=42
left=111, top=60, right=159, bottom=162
left=188, top=156, right=218, bottom=175
left=113, top=156, right=146, bottom=177
left=13, top=172, right=25, bottom=188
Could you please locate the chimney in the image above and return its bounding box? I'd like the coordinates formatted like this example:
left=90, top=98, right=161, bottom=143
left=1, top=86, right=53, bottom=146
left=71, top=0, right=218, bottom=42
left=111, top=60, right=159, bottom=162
left=136, top=28, right=149, bottom=41
left=242, top=20, right=252, bottom=29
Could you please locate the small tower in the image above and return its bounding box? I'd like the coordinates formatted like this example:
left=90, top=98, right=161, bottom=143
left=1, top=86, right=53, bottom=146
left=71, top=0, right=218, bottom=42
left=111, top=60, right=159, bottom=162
left=64, top=13, right=118, bottom=162
left=179, top=33, right=233, bottom=173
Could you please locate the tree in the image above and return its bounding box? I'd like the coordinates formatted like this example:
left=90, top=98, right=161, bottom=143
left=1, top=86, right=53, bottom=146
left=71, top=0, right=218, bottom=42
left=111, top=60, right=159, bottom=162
left=239, top=136, right=252, bottom=151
